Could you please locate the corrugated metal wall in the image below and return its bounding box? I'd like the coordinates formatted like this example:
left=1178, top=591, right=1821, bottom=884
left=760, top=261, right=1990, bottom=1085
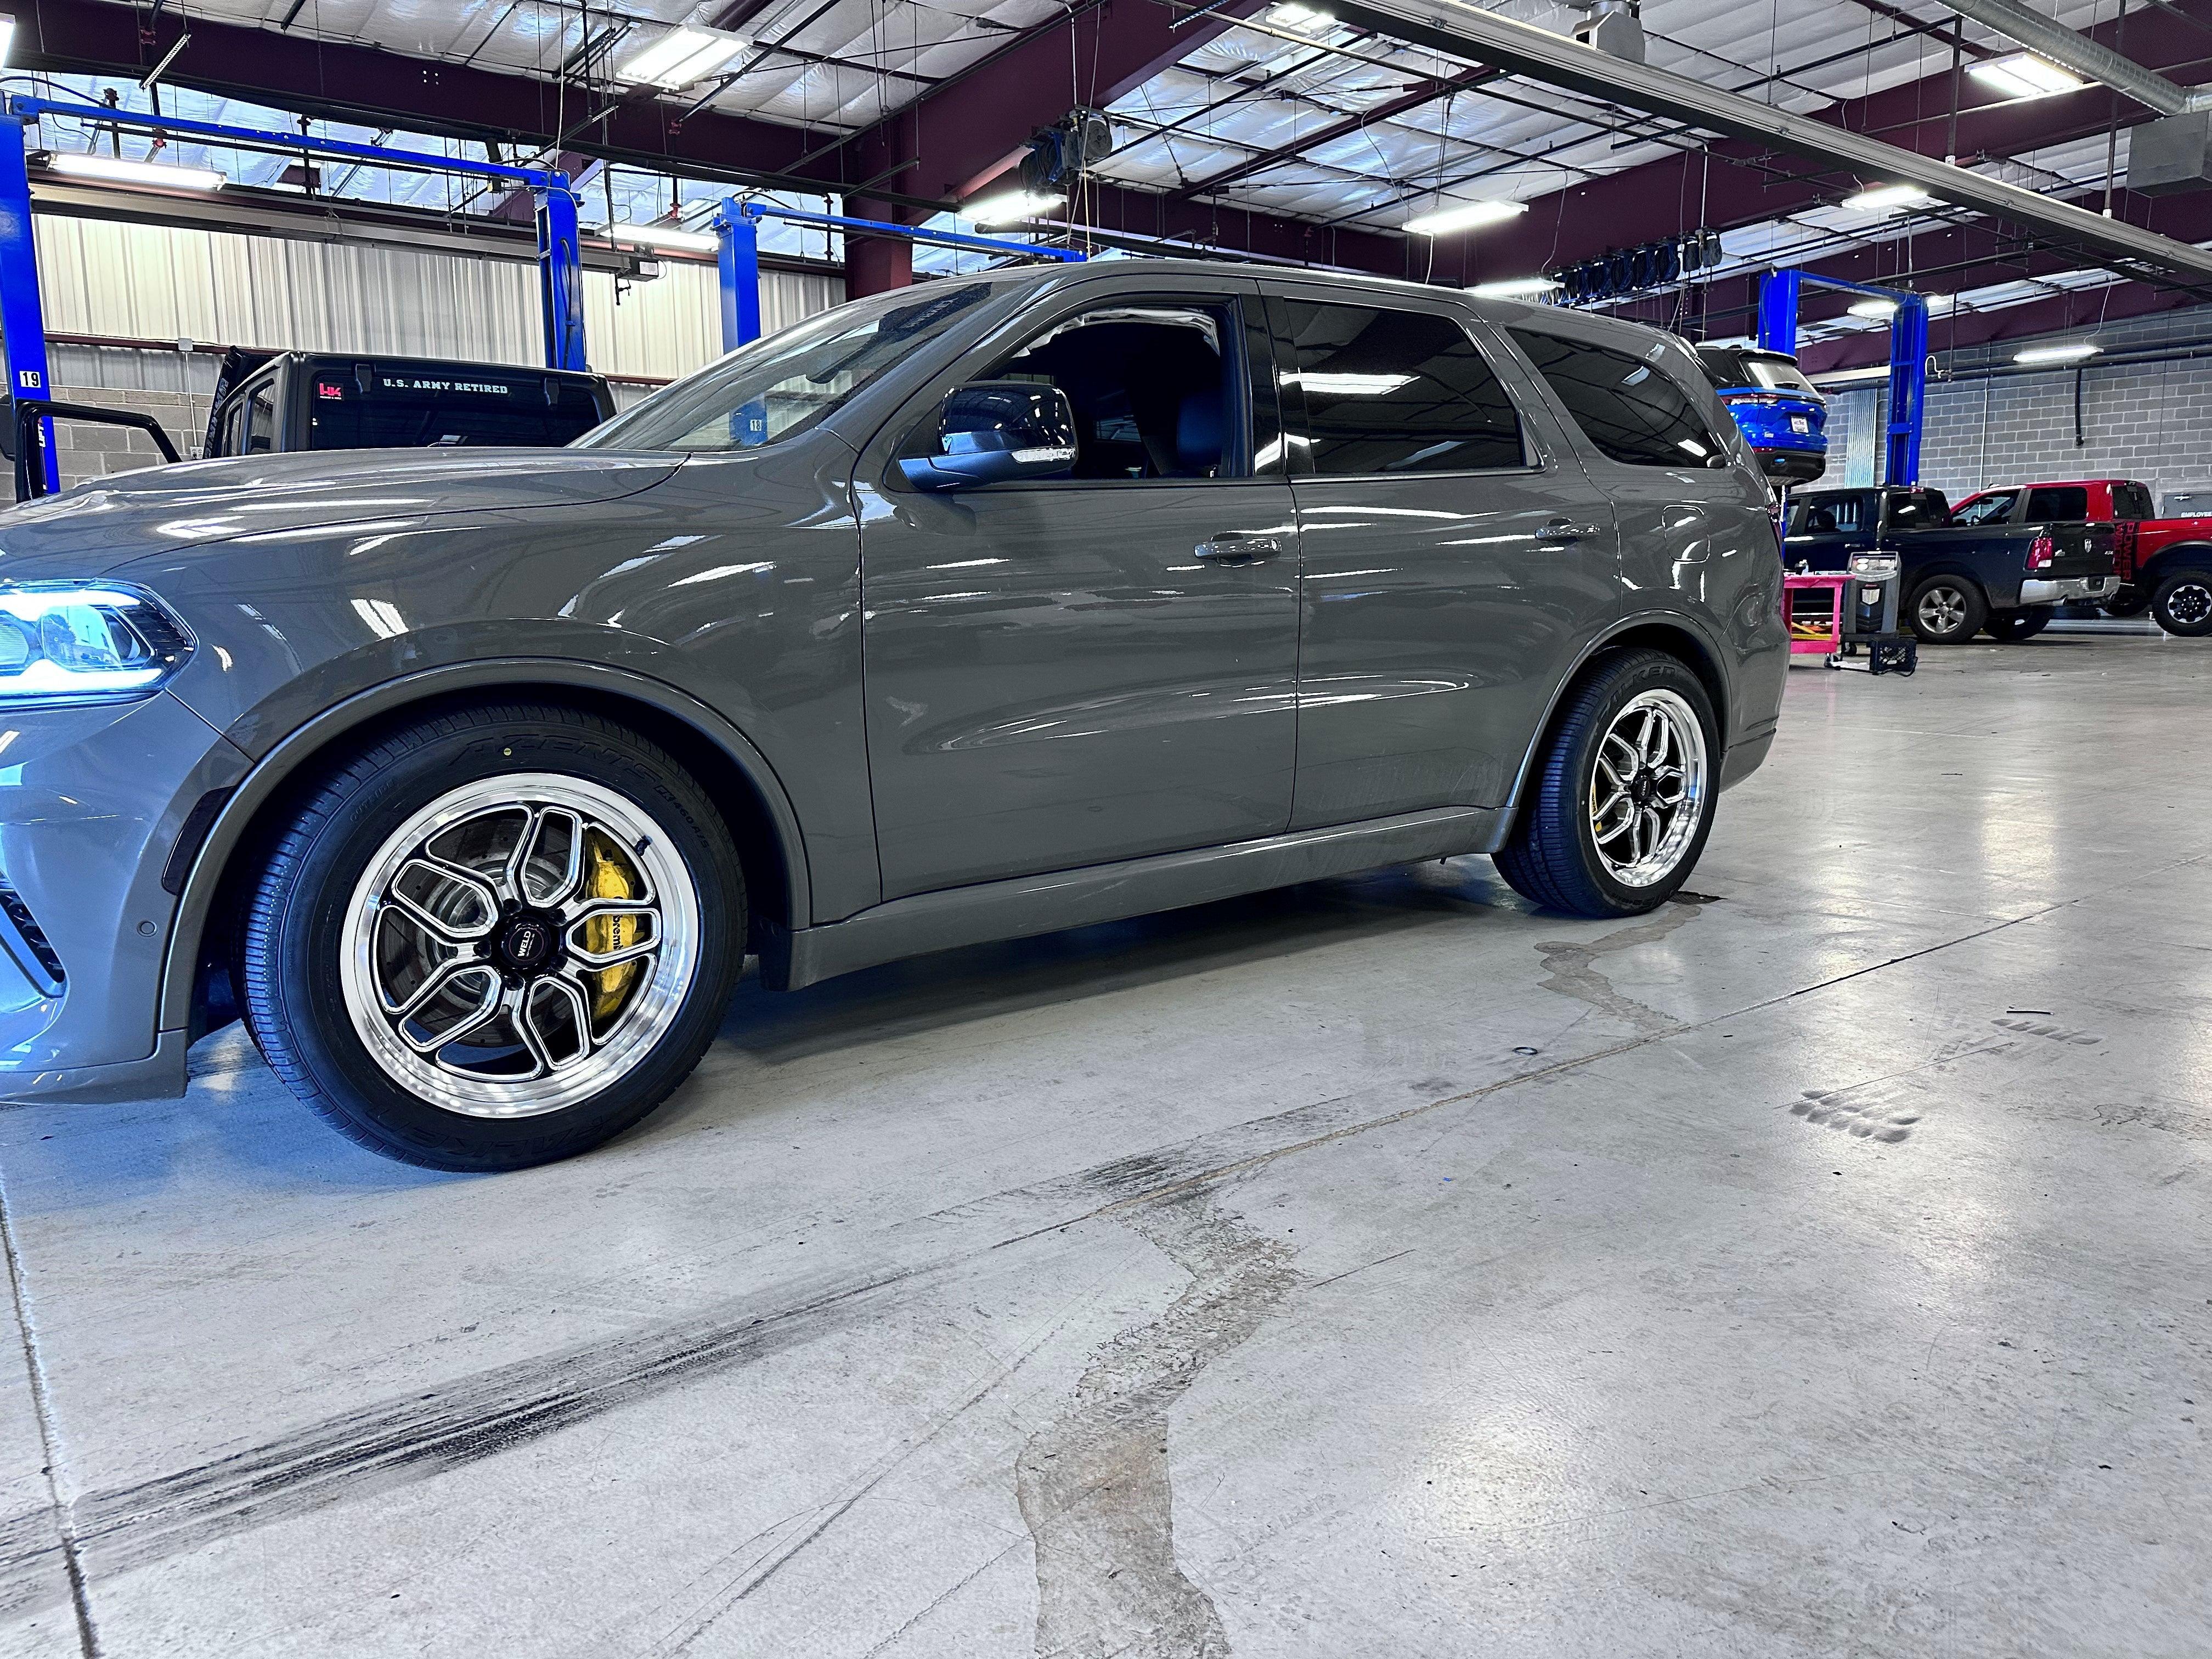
left=32, top=215, right=841, bottom=383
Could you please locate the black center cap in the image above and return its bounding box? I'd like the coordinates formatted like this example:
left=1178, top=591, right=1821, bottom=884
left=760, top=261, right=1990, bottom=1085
left=499, top=916, right=555, bottom=973
left=1628, top=769, right=1656, bottom=807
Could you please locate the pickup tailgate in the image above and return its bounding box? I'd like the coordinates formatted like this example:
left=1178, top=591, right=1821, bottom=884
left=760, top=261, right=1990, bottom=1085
left=2033, top=520, right=2117, bottom=579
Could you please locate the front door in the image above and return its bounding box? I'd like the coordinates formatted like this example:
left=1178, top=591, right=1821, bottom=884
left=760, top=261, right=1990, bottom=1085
left=855, top=279, right=1300, bottom=900
left=1269, top=289, right=1621, bottom=822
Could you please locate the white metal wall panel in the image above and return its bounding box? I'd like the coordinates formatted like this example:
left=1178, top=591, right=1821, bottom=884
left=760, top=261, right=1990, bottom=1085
left=32, top=216, right=842, bottom=383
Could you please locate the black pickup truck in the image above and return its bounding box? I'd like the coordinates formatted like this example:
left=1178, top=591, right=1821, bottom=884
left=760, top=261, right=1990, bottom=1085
left=1785, top=485, right=2118, bottom=644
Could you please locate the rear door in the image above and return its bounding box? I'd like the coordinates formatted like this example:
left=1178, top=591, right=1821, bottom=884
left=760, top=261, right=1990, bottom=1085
left=1504, top=319, right=1775, bottom=635
left=1269, top=287, right=1618, bottom=822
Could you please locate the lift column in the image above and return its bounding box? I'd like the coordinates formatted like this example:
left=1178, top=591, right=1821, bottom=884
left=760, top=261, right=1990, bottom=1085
left=0, top=102, right=57, bottom=493
left=535, top=187, right=588, bottom=374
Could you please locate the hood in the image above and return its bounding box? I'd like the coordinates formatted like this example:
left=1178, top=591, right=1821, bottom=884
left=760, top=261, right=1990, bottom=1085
left=0, top=447, right=682, bottom=579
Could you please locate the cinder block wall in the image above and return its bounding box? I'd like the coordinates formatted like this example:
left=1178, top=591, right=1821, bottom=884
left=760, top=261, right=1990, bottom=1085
left=47, top=385, right=213, bottom=492
left=1823, top=304, right=2212, bottom=509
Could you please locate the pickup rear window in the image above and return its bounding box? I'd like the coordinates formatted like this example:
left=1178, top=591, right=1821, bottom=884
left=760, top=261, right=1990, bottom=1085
left=2114, top=482, right=2155, bottom=520
left=2024, top=485, right=2089, bottom=522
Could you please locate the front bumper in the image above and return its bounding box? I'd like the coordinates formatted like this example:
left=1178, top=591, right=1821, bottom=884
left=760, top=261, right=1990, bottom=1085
left=2019, top=575, right=2119, bottom=605
left=0, top=692, right=249, bottom=1103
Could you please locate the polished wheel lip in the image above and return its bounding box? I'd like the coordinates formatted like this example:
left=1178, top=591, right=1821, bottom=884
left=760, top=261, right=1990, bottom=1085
left=1916, top=583, right=1968, bottom=635
left=339, top=773, right=701, bottom=1119
left=1588, top=689, right=1707, bottom=889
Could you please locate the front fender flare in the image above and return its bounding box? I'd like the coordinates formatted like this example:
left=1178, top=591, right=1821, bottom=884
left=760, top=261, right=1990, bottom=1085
left=156, top=657, right=813, bottom=1034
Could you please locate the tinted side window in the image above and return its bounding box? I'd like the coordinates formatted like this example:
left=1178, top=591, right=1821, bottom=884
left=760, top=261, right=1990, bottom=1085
left=2115, top=483, right=2155, bottom=520
left=1509, top=328, right=1725, bottom=469
left=1279, top=300, right=1523, bottom=475
left=2025, top=485, right=2089, bottom=521
left=246, top=385, right=277, bottom=454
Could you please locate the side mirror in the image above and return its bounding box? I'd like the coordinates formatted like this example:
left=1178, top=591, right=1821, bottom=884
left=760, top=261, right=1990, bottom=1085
left=899, top=381, right=1079, bottom=492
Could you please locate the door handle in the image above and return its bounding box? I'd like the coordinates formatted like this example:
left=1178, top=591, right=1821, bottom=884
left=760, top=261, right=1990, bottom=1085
left=1194, top=532, right=1284, bottom=562
left=1535, top=520, right=1599, bottom=544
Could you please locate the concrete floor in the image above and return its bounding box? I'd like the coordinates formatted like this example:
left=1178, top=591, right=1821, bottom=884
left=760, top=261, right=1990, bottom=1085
left=1, top=628, right=2208, bottom=1658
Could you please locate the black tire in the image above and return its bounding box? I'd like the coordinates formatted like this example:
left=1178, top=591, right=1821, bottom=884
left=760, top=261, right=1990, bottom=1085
left=2098, top=586, right=2150, bottom=618
left=1494, top=650, right=1720, bottom=919
left=2150, top=568, right=2212, bottom=637
left=1908, top=575, right=1987, bottom=645
left=1982, top=607, right=2052, bottom=642
left=238, top=702, right=746, bottom=1171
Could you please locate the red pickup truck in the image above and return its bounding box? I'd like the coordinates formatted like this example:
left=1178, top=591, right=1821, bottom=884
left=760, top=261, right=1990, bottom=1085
left=1949, top=479, right=2212, bottom=636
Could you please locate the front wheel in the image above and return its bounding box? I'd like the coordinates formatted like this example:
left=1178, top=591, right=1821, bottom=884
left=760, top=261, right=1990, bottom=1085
left=1909, top=577, right=1987, bottom=645
left=1983, top=607, right=2051, bottom=642
left=2151, top=569, right=2212, bottom=637
left=239, top=703, right=746, bottom=1170
left=1494, top=650, right=1719, bottom=918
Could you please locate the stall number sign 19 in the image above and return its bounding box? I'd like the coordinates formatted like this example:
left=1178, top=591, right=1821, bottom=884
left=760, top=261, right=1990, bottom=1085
left=15, top=370, right=40, bottom=392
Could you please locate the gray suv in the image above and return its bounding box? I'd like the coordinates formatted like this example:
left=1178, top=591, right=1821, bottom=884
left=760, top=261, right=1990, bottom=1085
left=0, top=263, right=1785, bottom=1169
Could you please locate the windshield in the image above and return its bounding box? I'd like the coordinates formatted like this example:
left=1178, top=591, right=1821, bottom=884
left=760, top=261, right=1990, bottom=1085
left=577, top=281, right=1005, bottom=453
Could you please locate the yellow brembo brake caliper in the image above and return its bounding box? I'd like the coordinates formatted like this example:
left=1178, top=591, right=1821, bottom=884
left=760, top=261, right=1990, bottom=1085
left=580, top=832, right=644, bottom=1024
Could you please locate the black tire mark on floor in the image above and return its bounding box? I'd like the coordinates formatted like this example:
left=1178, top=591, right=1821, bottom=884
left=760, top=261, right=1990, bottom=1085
left=1016, top=1191, right=1295, bottom=1659
left=0, top=880, right=2140, bottom=1618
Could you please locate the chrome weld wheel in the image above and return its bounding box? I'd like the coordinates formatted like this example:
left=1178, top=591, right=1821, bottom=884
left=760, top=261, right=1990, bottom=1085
left=1588, top=689, right=1708, bottom=889
left=338, top=774, right=701, bottom=1119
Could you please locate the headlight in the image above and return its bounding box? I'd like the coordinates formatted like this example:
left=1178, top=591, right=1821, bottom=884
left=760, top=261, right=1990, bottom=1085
left=0, top=583, right=194, bottom=704
left=1847, top=552, right=1900, bottom=580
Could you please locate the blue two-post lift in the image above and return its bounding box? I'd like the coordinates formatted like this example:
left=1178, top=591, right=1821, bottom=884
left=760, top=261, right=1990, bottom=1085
left=1757, top=267, right=1929, bottom=487
left=707, top=198, right=1085, bottom=352
left=0, top=94, right=589, bottom=491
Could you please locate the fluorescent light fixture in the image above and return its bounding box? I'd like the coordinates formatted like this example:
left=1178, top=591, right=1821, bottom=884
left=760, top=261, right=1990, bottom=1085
left=1810, top=365, right=1895, bottom=384
left=966, top=189, right=1064, bottom=226
left=1846, top=297, right=1898, bottom=319
left=1968, top=52, right=2087, bottom=100
left=616, top=24, right=749, bottom=89
left=47, top=151, right=225, bottom=190
left=612, top=222, right=718, bottom=254
left=1266, top=2, right=1333, bottom=27
left=2015, top=341, right=2100, bottom=364
left=1403, top=199, right=1526, bottom=236
left=1841, top=184, right=1936, bottom=214
left=1468, top=276, right=1559, bottom=298
left=0, top=17, right=15, bottom=67
left=1286, top=371, right=1415, bottom=396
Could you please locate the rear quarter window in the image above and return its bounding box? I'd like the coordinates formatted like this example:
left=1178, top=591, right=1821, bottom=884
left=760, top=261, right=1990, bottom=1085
left=1508, top=329, right=1729, bottom=470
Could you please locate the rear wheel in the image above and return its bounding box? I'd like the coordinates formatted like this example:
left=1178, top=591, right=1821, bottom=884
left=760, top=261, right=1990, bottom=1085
left=1494, top=650, right=1718, bottom=919
left=1909, top=576, right=1987, bottom=645
left=1982, top=607, right=2051, bottom=642
left=2150, top=569, right=2212, bottom=637
left=239, top=703, right=746, bottom=1170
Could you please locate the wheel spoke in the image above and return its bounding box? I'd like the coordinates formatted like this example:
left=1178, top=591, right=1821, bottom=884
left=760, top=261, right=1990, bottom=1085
left=383, top=861, right=498, bottom=944
left=517, top=808, right=586, bottom=909
left=564, top=901, right=661, bottom=969
left=526, top=975, right=595, bottom=1069
left=399, top=968, right=501, bottom=1054
left=385, top=953, right=473, bottom=1019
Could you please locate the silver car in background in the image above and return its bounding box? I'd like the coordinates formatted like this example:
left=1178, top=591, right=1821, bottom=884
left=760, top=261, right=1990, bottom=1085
left=0, top=262, right=1786, bottom=1169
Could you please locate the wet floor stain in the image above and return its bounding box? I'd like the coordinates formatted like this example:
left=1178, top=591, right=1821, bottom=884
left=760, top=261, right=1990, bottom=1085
left=1015, top=1190, right=1296, bottom=1659
left=1532, top=893, right=1720, bottom=1036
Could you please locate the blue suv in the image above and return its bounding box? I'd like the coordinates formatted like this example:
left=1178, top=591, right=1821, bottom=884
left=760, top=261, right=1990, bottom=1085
left=1695, top=343, right=1826, bottom=485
